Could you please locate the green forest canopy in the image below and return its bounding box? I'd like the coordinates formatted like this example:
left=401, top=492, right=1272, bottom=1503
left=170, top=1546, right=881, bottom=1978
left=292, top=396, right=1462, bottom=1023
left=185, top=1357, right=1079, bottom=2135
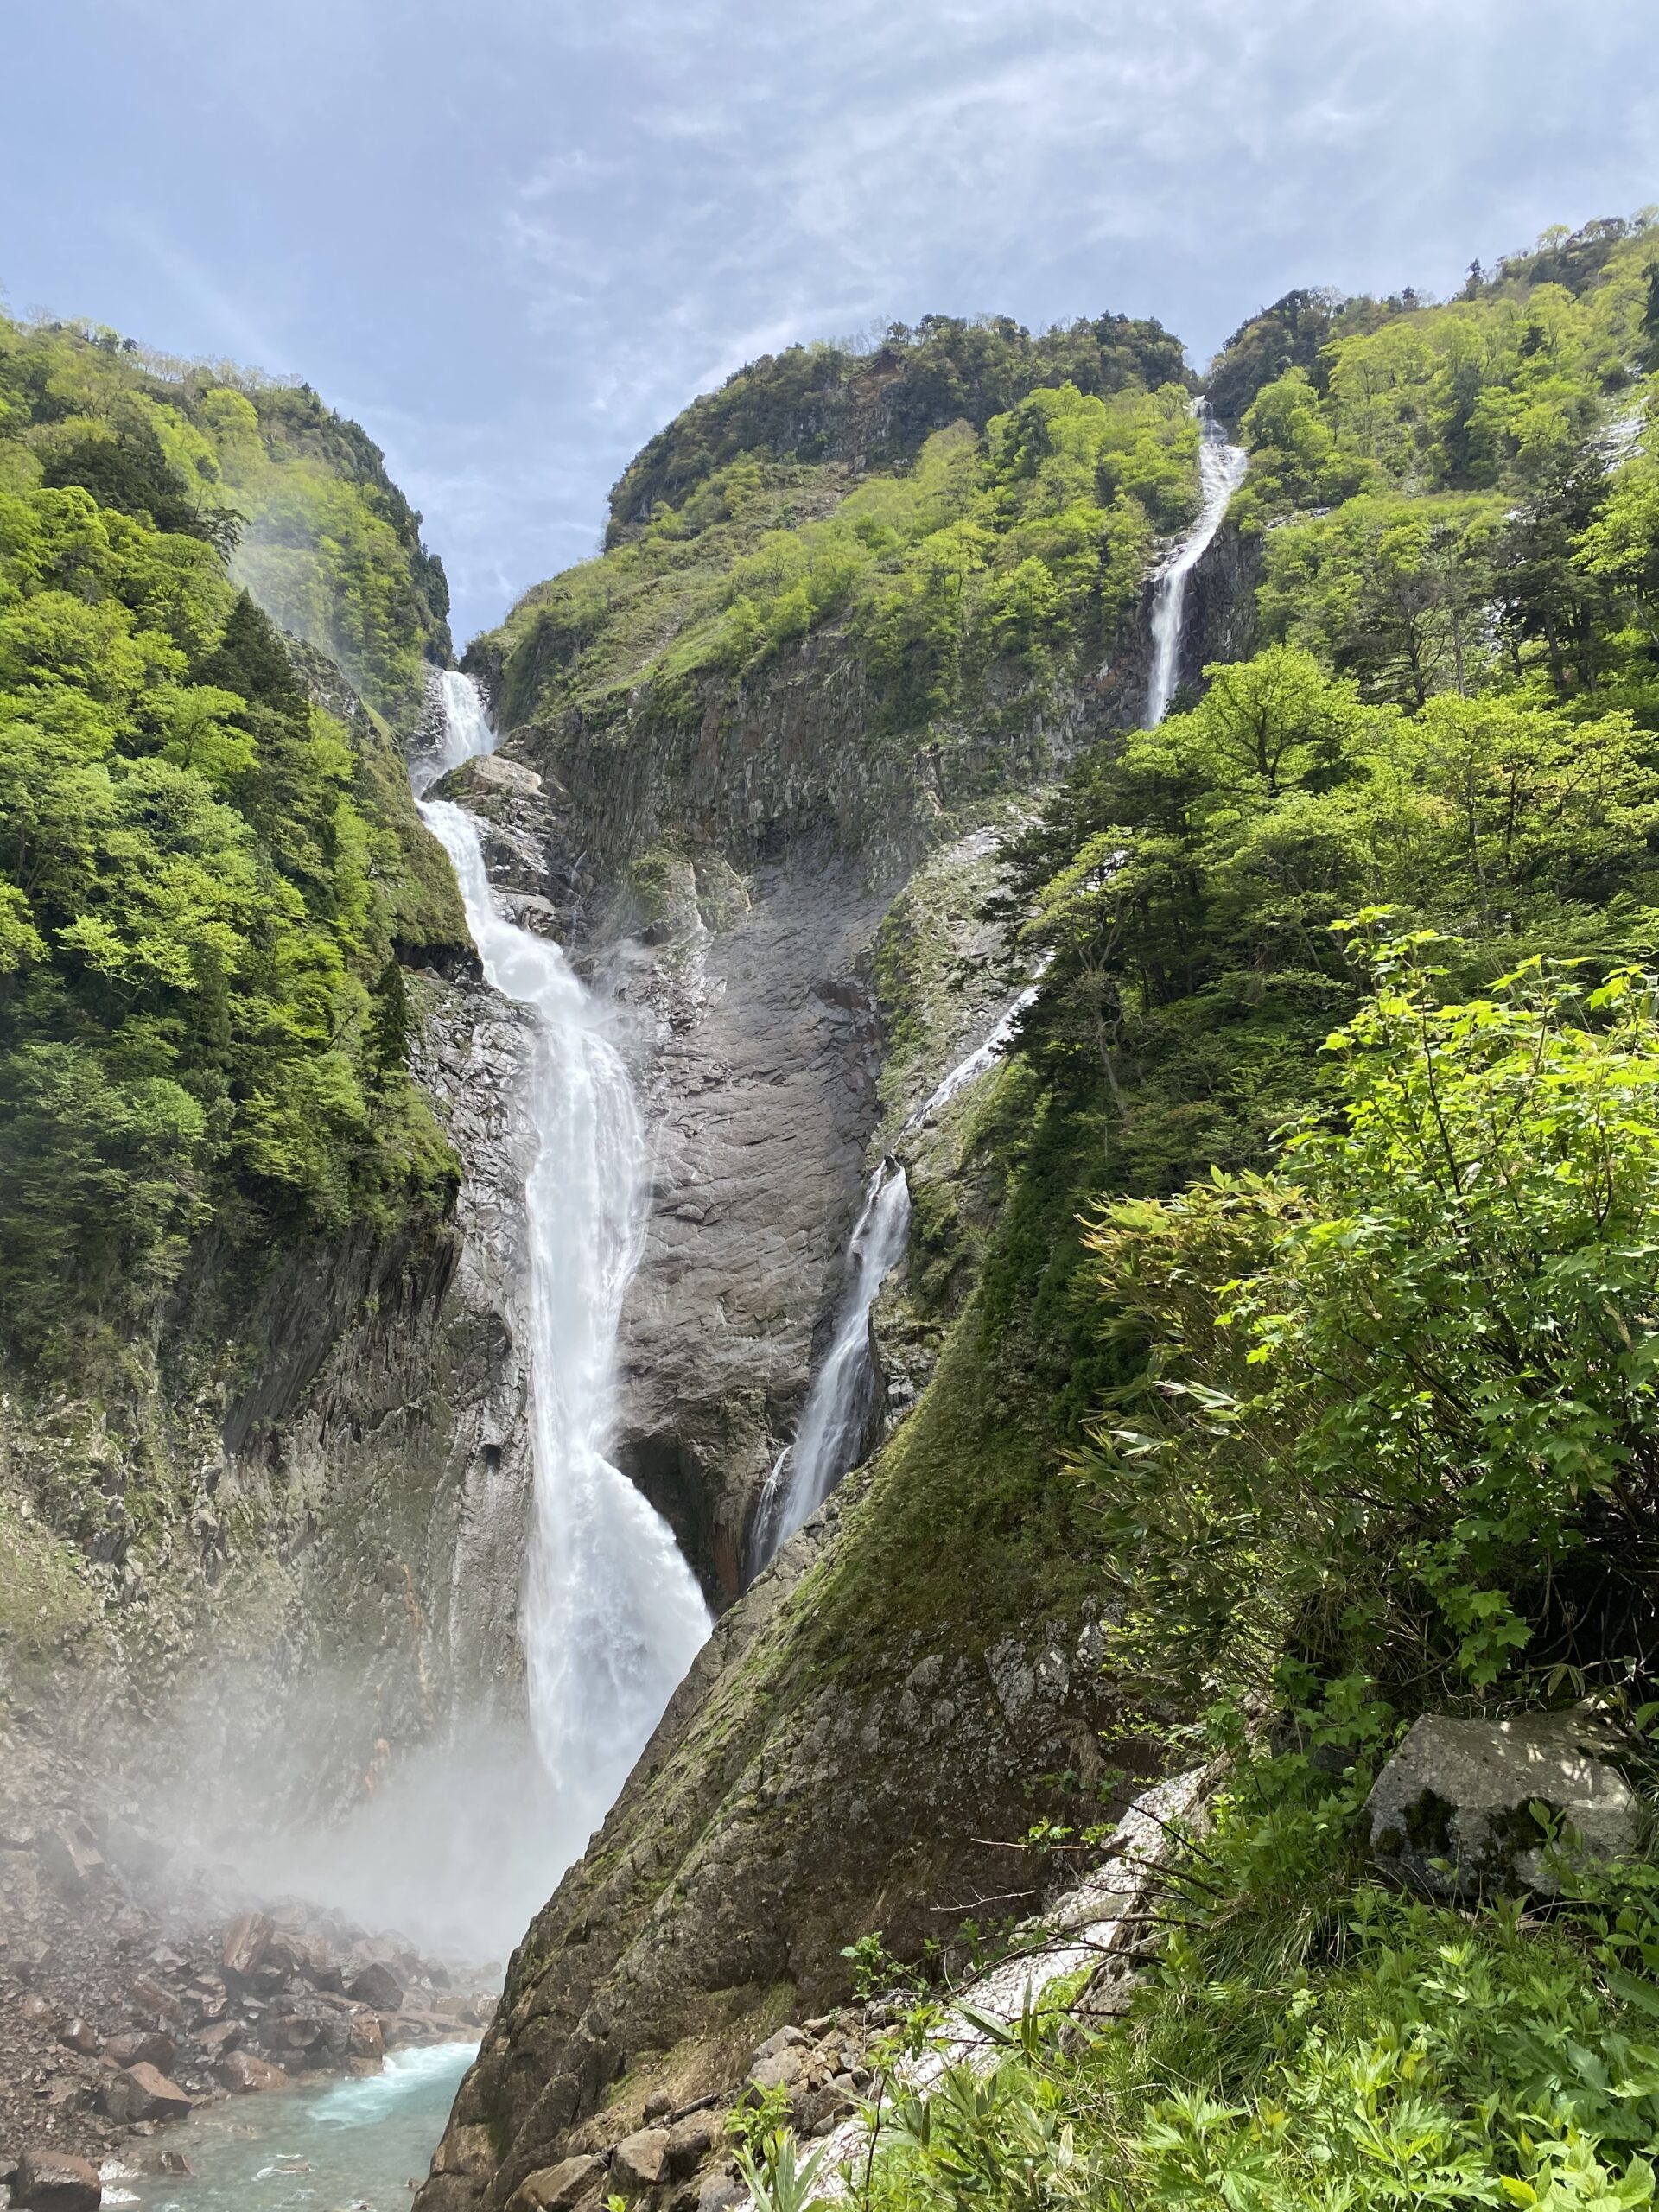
left=0, top=313, right=467, bottom=1367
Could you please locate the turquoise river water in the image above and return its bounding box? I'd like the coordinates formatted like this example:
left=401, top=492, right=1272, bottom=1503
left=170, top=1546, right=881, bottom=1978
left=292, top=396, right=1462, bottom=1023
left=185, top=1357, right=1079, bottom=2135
left=105, top=2043, right=478, bottom=2212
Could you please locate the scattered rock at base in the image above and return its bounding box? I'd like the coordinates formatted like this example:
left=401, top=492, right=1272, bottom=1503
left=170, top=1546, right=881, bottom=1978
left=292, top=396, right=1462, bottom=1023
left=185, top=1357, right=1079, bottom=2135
left=101, top=2032, right=175, bottom=2075
left=15, top=2146, right=101, bottom=2210
left=216, top=2050, right=289, bottom=2094
left=504, top=2153, right=607, bottom=2211
left=219, top=1913, right=273, bottom=1980
left=345, top=1961, right=404, bottom=2012
left=612, top=2128, right=671, bottom=2193
left=97, top=2063, right=191, bottom=2126
left=664, top=2114, right=720, bottom=2180
left=39, top=1825, right=105, bottom=1897
left=1367, top=1712, right=1639, bottom=1897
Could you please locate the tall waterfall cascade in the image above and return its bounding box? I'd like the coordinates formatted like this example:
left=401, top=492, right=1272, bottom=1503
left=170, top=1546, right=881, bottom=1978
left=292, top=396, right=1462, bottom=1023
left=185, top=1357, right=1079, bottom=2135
left=418, top=673, right=709, bottom=1866
left=1144, top=404, right=1248, bottom=728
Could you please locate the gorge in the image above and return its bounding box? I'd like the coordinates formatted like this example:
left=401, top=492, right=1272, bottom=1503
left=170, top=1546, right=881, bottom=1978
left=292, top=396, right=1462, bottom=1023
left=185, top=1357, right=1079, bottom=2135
left=5, top=207, right=1659, bottom=2212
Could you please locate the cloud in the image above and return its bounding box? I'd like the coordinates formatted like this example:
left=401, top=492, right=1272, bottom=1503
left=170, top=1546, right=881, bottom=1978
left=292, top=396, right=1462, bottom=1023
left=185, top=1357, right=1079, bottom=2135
left=14, top=0, right=1652, bottom=641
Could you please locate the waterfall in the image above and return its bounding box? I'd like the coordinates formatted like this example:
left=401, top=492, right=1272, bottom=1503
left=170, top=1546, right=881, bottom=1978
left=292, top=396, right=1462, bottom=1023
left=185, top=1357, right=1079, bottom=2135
left=901, top=969, right=1046, bottom=1132
left=744, top=969, right=1049, bottom=1580
left=745, top=1161, right=912, bottom=1577
left=418, top=672, right=709, bottom=1865
left=1144, top=404, right=1248, bottom=728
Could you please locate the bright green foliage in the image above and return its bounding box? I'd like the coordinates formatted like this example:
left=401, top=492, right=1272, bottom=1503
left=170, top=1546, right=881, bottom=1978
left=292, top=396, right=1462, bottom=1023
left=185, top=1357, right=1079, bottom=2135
left=1259, top=492, right=1510, bottom=706
left=480, top=376, right=1198, bottom=747
left=606, top=309, right=1192, bottom=537
left=855, top=1756, right=1659, bottom=2212
left=1580, top=448, right=1659, bottom=652
left=0, top=315, right=451, bottom=720
left=0, top=327, right=464, bottom=1367
left=1078, top=948, right=1659, bottom=1707
left=1223, top=215, right=1659, bottom=715
left=995, top=651, right=1659, bottom=1201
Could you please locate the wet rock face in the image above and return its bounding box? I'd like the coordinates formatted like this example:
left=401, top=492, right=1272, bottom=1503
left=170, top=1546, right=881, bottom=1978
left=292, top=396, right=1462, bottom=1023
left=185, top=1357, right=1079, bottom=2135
left=173, top=967, right=542, bottom=1804
left=14, top=2148, right=101, bottom=2212
left=414, top=1494, right=1137, bottom=2212
left=606, top=866, right=889, bottom=1604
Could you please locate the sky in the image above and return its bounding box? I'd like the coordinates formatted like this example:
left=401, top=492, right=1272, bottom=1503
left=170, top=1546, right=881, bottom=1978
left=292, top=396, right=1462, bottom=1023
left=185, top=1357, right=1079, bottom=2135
left=3, top=0, right=1656, bottom=645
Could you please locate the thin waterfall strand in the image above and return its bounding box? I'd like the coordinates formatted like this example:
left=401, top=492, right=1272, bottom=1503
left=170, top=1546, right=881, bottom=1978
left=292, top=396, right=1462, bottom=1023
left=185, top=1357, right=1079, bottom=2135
left=418, top=673, right=709, bottom=1861
left=1144, top=404, right=1247, bottom=728
left=746, top=969, right=1052, bottom=1581
left=747, top=1161, right=912, bottom=1575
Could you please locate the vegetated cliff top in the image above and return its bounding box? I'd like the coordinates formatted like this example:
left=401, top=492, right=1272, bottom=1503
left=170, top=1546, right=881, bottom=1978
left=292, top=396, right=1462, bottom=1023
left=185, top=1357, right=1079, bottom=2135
left=0, top=309, right=469, bottom=1376
left=604, top=308, right=1194, bottom=543
left=1205, top=209, right=1659, bottom=424
left=0, top=312, right=452, bottom=722
left=470, top=308, right=1209, bottom=779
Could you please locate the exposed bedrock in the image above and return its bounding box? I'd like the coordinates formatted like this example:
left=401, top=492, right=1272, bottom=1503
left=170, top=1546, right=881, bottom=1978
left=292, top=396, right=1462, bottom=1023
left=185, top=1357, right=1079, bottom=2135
left=606, top=863, right=888, bottom=1606
left=451, top=638, right=1128, bottom=1607
left=2, top=967, right=541, bottom=1820
left=414, top=1332, right=1163, bottom=2212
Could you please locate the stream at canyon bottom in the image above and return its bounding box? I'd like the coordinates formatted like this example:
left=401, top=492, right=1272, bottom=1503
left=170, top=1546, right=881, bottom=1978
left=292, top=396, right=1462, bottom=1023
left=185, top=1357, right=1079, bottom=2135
left=113, top=2044, right=478, bottom=2212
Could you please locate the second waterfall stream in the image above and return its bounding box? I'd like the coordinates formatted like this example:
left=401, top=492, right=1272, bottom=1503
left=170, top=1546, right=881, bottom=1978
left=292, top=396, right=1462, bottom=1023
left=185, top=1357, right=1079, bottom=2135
left=418, top=673, right=709, bottom=1866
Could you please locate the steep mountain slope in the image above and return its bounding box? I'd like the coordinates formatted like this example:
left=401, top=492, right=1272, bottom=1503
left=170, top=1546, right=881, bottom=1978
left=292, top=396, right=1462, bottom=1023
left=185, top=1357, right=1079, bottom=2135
left=456, top=315, right=1200, bottom=1600
left=420, top=213, right=1659, bottom=2211
left=0, top=316, right=540, bottom=1904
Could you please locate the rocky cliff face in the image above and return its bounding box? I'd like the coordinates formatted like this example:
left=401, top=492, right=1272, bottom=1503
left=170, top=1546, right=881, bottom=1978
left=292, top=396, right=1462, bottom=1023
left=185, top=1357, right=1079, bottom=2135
left=451, top=629, right=1138, bottom=1606
left=410, top=582, right=1206, bottom=2207
left=415, top=1290, right=1160, bottom=2212
left=1, top=963, right=537, bottom=1805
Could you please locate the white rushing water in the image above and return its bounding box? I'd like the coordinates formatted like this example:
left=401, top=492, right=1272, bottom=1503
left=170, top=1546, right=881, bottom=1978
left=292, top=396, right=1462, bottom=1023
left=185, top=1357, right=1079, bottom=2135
left=746, top=969, right=1047, bottom=1580
left=1144, top=403, right=1248, bottom=728
left=747, top=1160, right=912, bottom=1575
left=419, top=673, right=709, bottom=1859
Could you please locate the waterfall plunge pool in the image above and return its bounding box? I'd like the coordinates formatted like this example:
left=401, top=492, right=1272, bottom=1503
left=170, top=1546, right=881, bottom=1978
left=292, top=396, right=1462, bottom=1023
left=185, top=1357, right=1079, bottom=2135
left=111, top=2043, right=478, bottom=2212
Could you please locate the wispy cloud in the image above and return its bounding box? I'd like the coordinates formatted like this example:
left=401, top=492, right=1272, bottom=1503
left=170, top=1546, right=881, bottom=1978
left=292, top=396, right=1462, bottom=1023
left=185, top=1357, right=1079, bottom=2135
left=11, top=0, right=1652, bottom=642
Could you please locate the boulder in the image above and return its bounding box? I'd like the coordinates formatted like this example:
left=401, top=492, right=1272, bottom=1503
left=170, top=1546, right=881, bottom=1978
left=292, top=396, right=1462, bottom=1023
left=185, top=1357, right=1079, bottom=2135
left=747, top=2048, right=804, bottom=2094
left=216, top=2050, right=289, bottom=2094
left=346, top=2010, right=384, bottom=2065
left=99, top=2062, right=192, bottom=2125
left=1367, top=1712, right=1640, bottom=1897
left=125, top=1976, right=181, bottom=2026
left=38, top=1823, right=104, bottom=1895
left=57, top=2019, right=100, bottom=2056
left=270, top=2012, right=323, bottom=2052
left=17, top=1993, right=57, bottom=2030
left=612, top=2129, right=671, bottom=2193
left=265, top=1929, right=341, bottom=1992
left=641, top=2090, right=674, bottom=2124
left=345, top=1961, right=404, bottom=2012
left=220, top=1913, right=272, bottom=1980
left=504, top=2154, right=606, bottom=2211
left=664, top=2114, right=719, bottom=2180
left=102, top=2031, right=176, bottom=2075
left=14, top=2148, right=101, bottom=2211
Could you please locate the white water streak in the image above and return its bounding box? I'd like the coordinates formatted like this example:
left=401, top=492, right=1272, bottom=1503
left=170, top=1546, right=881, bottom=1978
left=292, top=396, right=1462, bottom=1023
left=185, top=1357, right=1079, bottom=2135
left=419, top=673, right=709, bottom=1862
left=753, top=1160, right=912, bottom=1569
left=747, top=968, right=1046, bottom=1579
left=1144, top=404, right=1248, bottom=728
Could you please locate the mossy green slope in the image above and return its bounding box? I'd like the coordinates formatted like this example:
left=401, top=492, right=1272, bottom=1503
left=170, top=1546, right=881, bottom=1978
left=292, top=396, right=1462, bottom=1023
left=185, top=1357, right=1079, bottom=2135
left=0, top=311, right=468, bottom=1372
